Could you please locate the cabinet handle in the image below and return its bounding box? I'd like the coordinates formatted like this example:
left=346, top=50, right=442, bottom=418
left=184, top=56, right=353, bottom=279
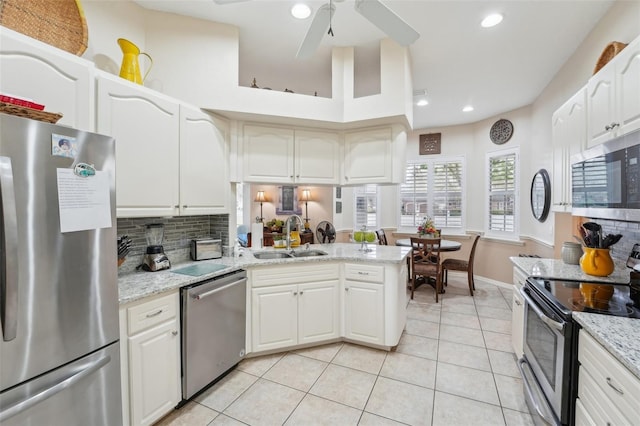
left=293, top=291, right=298, bottom=296
left=183, top=205, right=188, bottom=208
left=345, top=287, right=349, bottom=291
left=299, top=291, right=304, bottom=295
left=358, top=271, right=369, bottom=276
left=171, top=330, right=178, bottom=336
left=146, top=309, right=163, bottom=318
left=290, top=175, right=294, bottom=179
left=174, top=205, right=179, bottom=209
left=345, top=176, right=349, bottom=181
left=606, top=377, right=624, bottom=395
left=296, top=175, right=300, bottom=178
left=605, top=122, right=620, bottom=131
left=515, top=299, right=522, bottom=306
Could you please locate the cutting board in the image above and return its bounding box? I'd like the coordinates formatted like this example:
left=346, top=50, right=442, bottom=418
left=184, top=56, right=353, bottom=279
left=172, top=263, right=227, bottom=277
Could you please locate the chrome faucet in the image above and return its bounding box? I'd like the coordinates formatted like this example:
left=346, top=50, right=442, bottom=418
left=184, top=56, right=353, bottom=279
left=285, top=214, right=304, bottom=251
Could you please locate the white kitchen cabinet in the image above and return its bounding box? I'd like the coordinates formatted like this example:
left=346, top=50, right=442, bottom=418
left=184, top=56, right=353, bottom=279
left=294, top=130, right=341, bottom=184
left=577, top=329, right=640, bottom=425
left=242, top=125, right=340, bottom=184
left=250, top=263, right=340, bottom=353
left=343, top=127, right=393, bottom=185
left=97, top=73, right=180, bottom=218
left=120, top=291, right=181, bottom=426
left=0, top=27, right=94, bottom=131
left=587, top=35, right=640, bottom=147
left=551, top=87, right=587, bottom=212
left=343, top=263, right=385, bottom=345
left=179, top=105, right=229, bottom=215
left=511, top=266, right=527, bottom=358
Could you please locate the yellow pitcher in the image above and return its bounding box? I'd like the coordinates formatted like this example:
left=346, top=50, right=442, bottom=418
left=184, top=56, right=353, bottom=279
left=579, top=247, right=614, bottom=277
left=117, top=38, right=153, bottom=85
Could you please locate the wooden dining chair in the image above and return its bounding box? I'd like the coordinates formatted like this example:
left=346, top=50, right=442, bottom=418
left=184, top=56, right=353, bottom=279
left=442, top=234, right=480, bottom=296
left=410, top=237, right=443, bottom=302
left=376, top=229, right=388, bottom=245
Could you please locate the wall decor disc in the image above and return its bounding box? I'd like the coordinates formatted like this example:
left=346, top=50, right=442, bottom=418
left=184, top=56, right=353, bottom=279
left=490, top=119, right=514, bottom=144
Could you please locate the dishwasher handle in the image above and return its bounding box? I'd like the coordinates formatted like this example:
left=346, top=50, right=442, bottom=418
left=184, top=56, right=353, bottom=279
left=192, top=278, right=247, bottom=301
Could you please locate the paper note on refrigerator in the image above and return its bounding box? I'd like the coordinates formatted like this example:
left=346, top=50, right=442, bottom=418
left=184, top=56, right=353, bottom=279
left=57, top=169, right=112, bottom=233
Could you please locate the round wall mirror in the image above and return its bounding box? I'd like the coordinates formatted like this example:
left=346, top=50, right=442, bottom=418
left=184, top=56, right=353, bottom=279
left=530, top=169, right=551, bottom=222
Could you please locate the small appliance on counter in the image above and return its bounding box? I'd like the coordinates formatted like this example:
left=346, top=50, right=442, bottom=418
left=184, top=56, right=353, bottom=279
left=190, top=237, right=222, bottom=261
left=142, top=223, right=170, bottom=272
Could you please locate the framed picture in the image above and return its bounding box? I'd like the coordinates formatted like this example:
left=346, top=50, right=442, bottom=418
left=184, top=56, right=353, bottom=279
left=276, top=185, right=302, bottom=215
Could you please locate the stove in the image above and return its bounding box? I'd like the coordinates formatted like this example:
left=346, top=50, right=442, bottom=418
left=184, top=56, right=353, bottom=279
left=527, top=278, right=640, bottom=319
left=519, top=277, right=638, bottom=425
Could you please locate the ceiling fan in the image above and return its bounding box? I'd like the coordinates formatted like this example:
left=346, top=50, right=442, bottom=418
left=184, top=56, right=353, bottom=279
left=213, top=0, right=419, bottom=59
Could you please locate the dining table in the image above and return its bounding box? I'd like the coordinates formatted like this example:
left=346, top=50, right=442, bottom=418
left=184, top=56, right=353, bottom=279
left=395, top=238, right=462, bottom=252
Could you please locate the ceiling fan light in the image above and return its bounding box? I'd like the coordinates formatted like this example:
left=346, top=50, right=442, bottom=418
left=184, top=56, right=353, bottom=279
left=462, top=105, right=474, bottom=112
left=291, top=3, right=312, bottom=19
left=481, top=13, right=503, bottom=28
left=354, top=0, right=419, bottom=46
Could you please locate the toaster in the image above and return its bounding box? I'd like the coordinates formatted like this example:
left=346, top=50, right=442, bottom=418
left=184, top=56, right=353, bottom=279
left=190, top=238, right=222, bottom=261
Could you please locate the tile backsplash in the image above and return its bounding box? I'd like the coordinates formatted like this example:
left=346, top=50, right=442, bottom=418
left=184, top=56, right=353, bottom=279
left=117, top=215, right=229, bottom=274
left=589, top=217, right=640, bottom=263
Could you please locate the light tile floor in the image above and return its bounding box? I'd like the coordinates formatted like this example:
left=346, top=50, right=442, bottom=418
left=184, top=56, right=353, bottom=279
left=155, top=275, right=534, bottom=426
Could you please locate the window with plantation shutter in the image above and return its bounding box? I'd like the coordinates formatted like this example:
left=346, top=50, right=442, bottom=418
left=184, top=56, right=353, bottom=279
left=399, top=158, right=464, bottom=231
left=487, top=149, right=518, bottom=236
left=354, top=184, right=378, bottom=228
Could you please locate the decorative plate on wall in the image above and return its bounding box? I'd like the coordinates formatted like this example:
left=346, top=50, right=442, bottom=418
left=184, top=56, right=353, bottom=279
left=490, top=119, right=514, bottom=145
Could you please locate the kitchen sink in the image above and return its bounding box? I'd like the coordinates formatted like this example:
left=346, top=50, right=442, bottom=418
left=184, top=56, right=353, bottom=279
left=291, top=250, right=328, bottom=257
left=252, top=251, right=292, bottom=260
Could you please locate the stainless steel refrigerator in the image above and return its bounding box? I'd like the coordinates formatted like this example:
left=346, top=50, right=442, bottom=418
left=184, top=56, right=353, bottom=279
left=0, top=114, right=122, bottom=425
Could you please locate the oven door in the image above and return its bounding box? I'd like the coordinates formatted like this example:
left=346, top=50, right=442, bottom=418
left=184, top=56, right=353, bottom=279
left=520, top=285, right=569, bottom=425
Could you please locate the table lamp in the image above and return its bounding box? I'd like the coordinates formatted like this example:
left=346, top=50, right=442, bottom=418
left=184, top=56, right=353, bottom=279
left=255, top=191, right=266, bottom=223
left=301, top=189, right=312, bottom=230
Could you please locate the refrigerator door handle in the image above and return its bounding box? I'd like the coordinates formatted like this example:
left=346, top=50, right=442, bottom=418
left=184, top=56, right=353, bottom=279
left=0, top=156, right=19, bottom=341
left=0, top=355, right=111, bottom=422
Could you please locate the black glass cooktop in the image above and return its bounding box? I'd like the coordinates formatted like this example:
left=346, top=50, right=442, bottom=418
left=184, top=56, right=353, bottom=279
left=527, top=278, right=640, bottom=319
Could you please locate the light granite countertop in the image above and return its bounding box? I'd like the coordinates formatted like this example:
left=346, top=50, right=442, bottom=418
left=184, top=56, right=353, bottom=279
left=573, top=313, right=640, bottom=380
left=119, top=243, right=411, bottom=304
left=509, top=257, right=632, bottom=284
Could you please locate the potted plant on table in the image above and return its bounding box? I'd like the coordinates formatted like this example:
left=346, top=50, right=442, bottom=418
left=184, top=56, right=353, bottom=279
left=418, top=216, right=438, bottom=237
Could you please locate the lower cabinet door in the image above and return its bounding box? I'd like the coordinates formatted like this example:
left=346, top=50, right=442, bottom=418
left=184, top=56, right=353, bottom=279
left=252, top=285, right=298, bottom=352
left=128, top=320, right=180, bottom=426
left=344, top=280, right=384, bottom=344
left=298, top=280, right=340, bottom=344
left=511, top=290, right=525, bottom=358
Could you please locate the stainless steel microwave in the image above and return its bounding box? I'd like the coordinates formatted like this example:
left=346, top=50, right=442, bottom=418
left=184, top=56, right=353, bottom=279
left=571, top=129, right=640, bottom=221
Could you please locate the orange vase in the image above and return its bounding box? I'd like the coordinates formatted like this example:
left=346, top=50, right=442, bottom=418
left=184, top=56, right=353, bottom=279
left=579, top=247, right=614, bottom=277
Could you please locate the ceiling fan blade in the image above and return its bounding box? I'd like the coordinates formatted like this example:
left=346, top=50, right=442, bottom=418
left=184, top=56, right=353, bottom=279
left=296, top=3, right=335, bottom=59
left=354, top=0, right=419, bottom=46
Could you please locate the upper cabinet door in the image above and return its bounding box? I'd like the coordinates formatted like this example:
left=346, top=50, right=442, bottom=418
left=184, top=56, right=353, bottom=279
left=243, top=125, right=295, bottom=183
left=179, top=106, right=229, bottom=215
left=0, top=29, right=94, bottom=131
left=96, top=74, right=180, bottom=218
left=343, top=128, right=393, bottom=185
left=295, top=130, right=341, bottom=185
left=587, top=64, right=616, bottom=148
left=616, top=36, right=640, bottom=137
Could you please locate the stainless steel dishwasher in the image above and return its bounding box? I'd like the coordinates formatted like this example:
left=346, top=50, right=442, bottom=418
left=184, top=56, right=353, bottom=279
left=181, top=270, right=247, bottom=400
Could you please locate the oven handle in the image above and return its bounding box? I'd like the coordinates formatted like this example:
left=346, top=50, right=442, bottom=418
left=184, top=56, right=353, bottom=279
left=520, top=287, right=565, bottom=332
left=517, top=357, right=559, bottom=426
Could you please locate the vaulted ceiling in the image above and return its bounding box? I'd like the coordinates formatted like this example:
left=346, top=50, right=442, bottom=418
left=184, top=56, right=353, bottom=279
left=134, top=0, right=613, bottom=129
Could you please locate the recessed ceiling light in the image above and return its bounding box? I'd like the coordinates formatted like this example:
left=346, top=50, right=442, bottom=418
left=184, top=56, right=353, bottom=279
left=291, top=3, right=312, bottom=19
left=416, top=99, right=428, bottom=107
left=463, top=105, right=474, bottom=112
left=481, top=13, right=503, bottom=28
